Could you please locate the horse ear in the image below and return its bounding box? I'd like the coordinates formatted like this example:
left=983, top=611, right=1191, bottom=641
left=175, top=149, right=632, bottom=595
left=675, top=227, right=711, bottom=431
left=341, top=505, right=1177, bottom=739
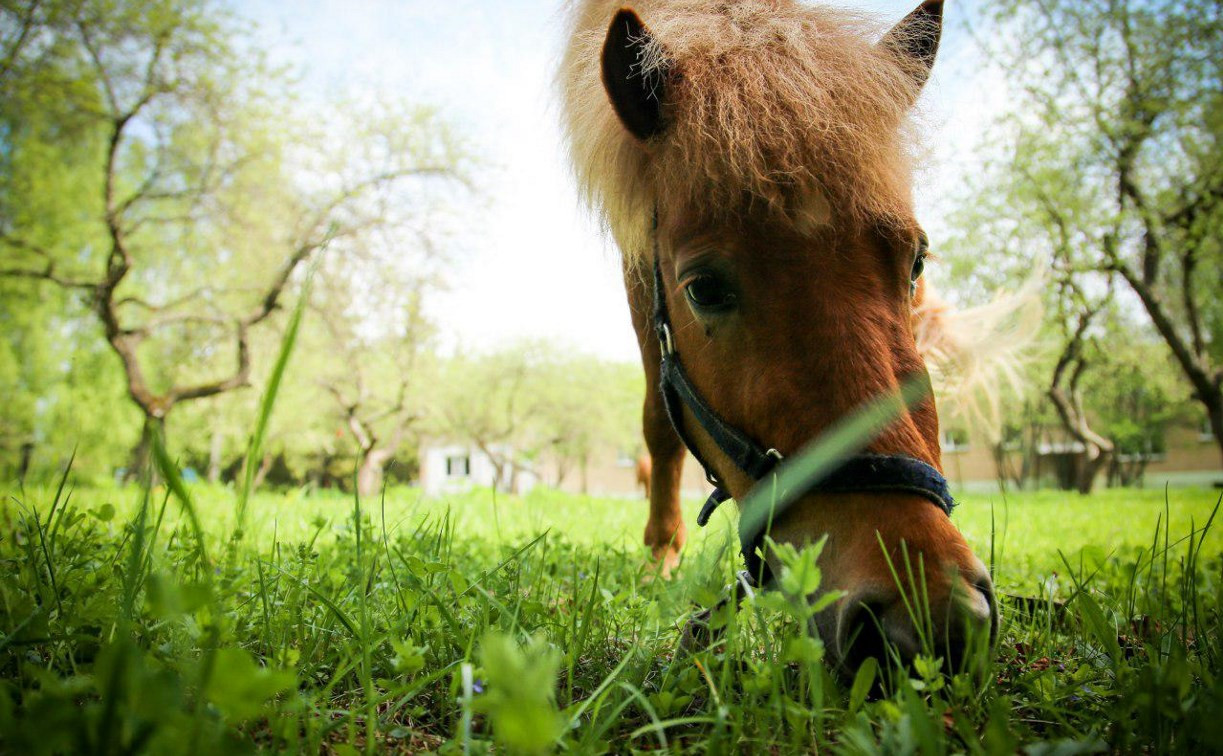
left=601, top=8, right=667, bottom=141
left=879, top=0, right=944, bottom=91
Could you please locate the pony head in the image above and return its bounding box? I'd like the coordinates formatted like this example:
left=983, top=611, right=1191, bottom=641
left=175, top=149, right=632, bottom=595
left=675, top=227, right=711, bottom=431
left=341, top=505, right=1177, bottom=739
left=561, top=0, right=996, bottom=672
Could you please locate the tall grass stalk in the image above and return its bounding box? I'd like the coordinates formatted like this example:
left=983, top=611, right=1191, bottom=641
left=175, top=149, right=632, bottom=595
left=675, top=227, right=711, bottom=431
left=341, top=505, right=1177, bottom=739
left=737, top=377, right=930, bottom=548
left=233, top=254, right=321, bottom=550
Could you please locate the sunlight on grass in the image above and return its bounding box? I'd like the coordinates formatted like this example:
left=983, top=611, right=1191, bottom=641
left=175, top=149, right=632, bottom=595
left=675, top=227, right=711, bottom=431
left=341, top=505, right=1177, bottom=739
left=2, top=477, right=1220, bottom=752
left=27, top=481, right=1219, bottom=595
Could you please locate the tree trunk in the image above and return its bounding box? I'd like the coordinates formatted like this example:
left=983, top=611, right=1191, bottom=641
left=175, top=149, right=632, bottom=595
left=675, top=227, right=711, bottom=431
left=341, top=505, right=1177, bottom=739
left=207, top=428, right=224, bottom=483
left=251, top=452, right=274, bottom=491
left=1075, top=448, right=1111, bottom=494
left=357, top=448, right=392, bottom=498
left=1020, top=417, right=1039, bottom=490
left=475, top=441, right=508, bottom=492
left=17, top=441, right=33, bottom=485
left=1118, top=455, right=1149, bottom=488
left=124, top=414, right=167, bottom=482
left=1048, top=382, right=1114, bottom=495
left=991, top=442, right=1012, bottom=494
left=1206, top=394, right=1223, bottom=472
left=1113, top=266, right=1223, bottom=470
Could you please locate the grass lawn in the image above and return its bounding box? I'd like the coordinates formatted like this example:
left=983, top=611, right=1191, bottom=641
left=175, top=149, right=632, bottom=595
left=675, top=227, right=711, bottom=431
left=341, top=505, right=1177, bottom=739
left=1, top=477, right=1220, bottom=753
left=51, top=482, right=1217, bottom=584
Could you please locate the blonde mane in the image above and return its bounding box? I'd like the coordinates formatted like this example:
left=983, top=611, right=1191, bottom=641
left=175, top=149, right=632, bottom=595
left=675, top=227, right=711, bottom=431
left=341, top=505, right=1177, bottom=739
left=559, top=0, right=925, bottom=268
left=915, top=274, right=1045, bottom=442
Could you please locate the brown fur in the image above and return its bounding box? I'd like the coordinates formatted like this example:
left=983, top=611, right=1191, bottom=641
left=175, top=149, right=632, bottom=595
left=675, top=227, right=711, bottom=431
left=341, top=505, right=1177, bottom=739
left=634, top=453, right=652, bottom=495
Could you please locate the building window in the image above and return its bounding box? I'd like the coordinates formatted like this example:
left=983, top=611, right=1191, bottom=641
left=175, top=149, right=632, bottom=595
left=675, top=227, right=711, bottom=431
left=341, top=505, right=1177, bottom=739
left=446, top=455, right=470, bottom=477
left=940, top=428, right=970, bottom=454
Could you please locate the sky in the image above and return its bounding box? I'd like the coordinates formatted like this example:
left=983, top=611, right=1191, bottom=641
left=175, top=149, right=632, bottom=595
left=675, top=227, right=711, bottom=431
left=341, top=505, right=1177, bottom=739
left=238, top=0, right=1009, bottom=362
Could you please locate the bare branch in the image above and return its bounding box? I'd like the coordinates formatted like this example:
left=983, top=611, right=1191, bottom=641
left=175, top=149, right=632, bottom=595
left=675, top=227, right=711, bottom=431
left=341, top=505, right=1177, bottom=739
left=0, top=262, right=97, bottom=291
left=242, top=240, right=319, bottom=328
left=1116, top=148, right=1166, bottom=285
left=1166, top=173, right=1223, bottom=230
left=1047, top=291, right=1114, bottom=487
left=75, top=20, right=119, bottom=114
left=0, top=0, right=42, bottom=81
left=1113, top=260, right=1214, bottom=399
left=0, top=231, right=54, bottom=260
left=167, top=323, right=252, bottom=404
left=143, top=312, right=231, bottom=330
left=296, top=165, right=462, bottom=243
left=1182, top=247, right=1206, bottom=360
left=116, top=286, right=213, bottom=313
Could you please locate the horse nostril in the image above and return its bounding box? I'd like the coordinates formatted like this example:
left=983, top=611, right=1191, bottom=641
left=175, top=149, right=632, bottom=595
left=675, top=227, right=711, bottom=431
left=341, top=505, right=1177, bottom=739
left=941, top=573, right=998, bottom=673
left=975, top=579, right=996, bottom=620
left=972, top=572, right=1000, bottom=647
left=838, top=597, right=890, bottom=671
left=837, top=594, right=918, bottom=671
left=962, top=569, right=998, bottom=637
left=837, top=576, right=998, bottom=675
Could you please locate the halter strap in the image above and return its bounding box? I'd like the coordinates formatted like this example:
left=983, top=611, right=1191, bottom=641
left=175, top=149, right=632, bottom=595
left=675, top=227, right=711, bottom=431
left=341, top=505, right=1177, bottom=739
left=653, top=258, right=783, bottom=489
left=649, top=227, right=954, bottom=585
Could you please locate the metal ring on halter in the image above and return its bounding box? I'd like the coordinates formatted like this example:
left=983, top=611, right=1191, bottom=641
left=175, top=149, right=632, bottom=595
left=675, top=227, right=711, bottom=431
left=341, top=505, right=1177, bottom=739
left=766, top=448, right=783, bottom=462
left=659, top=322, right=675, bottom=356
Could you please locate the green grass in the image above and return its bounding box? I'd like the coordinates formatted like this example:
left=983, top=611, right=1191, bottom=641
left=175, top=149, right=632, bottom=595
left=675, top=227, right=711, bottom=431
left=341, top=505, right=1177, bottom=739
left=1, top=478, right=1220, bottom=753
left=3, top=280, right=1220, bottom=753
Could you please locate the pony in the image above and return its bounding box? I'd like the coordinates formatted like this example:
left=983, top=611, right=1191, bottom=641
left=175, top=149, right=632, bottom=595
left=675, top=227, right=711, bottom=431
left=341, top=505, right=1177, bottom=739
left=635, top=454, right=652, bottom=496
left=559, top=0, right=997, bottom=671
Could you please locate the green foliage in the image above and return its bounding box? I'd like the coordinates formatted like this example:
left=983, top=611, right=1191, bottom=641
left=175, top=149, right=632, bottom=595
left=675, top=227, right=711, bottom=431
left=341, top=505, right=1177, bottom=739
left=0, top=0, right=473, bottom=482
left=1, top=272, right=1218, bottom=750
left=432, top=341, right=644, bottom=490
left=474, top=632, right=564, bottom=753
left=203, top=647, right=296, bottom=723
left=945, top=0, right=1223, bottom=465
left=0, top=473, right=1219, bottom=752
left=1081, top=337, right=1195, bottom=456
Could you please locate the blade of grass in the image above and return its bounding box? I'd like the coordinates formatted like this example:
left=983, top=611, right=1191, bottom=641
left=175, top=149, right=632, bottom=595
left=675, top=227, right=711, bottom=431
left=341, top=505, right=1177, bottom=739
left=233, top=250, right=322, bottom=546
left=260, top=559, right=359, bottom=636
left=737, top=377, right=930, bottom=548
left=44, top=446, right=76, bottom=551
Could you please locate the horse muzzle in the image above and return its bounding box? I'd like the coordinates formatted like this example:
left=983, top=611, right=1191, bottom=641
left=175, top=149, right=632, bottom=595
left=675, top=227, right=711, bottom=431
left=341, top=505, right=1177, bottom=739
left=826, top=557, right=997, bottom=675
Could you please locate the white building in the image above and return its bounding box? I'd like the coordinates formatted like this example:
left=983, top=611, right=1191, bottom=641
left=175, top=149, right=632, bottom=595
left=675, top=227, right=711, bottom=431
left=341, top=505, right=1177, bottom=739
left=419, top=443, right=540, bottom=497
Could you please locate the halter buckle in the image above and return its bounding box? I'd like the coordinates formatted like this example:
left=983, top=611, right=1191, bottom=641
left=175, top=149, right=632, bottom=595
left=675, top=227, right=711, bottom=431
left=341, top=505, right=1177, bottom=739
left=658, top=323, right=675, bottom=356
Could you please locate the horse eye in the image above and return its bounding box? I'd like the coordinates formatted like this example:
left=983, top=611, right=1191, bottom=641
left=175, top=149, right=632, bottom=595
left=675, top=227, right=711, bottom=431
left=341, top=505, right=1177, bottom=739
left=684, top=274, right=736, bottom=312
left=909, top=234, right=928, bottom=298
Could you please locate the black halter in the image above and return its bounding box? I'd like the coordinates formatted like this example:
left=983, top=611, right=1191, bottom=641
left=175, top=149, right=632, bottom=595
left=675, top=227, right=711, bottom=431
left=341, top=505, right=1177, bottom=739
left=650, top=227, right=955, bottom=585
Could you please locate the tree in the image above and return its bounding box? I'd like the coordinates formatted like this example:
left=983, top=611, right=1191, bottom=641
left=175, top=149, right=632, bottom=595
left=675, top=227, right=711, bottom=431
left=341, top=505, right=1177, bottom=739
left=531, top=357, right=642, bottom=492
left=432, top=344, right=644, bottom=494
left=434, top=344, right=548, bottom=493
left=1046, top=278, right=1116, bottom=493
left=1083, top=327, right=1196, bottom=487
left=0, top=276, right=144, bottom=482
left=317, top=280, right=436, bottom=497
left=0, top=0, right=466, bottom=474
left=968, top=0, right=1223, bottom=466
